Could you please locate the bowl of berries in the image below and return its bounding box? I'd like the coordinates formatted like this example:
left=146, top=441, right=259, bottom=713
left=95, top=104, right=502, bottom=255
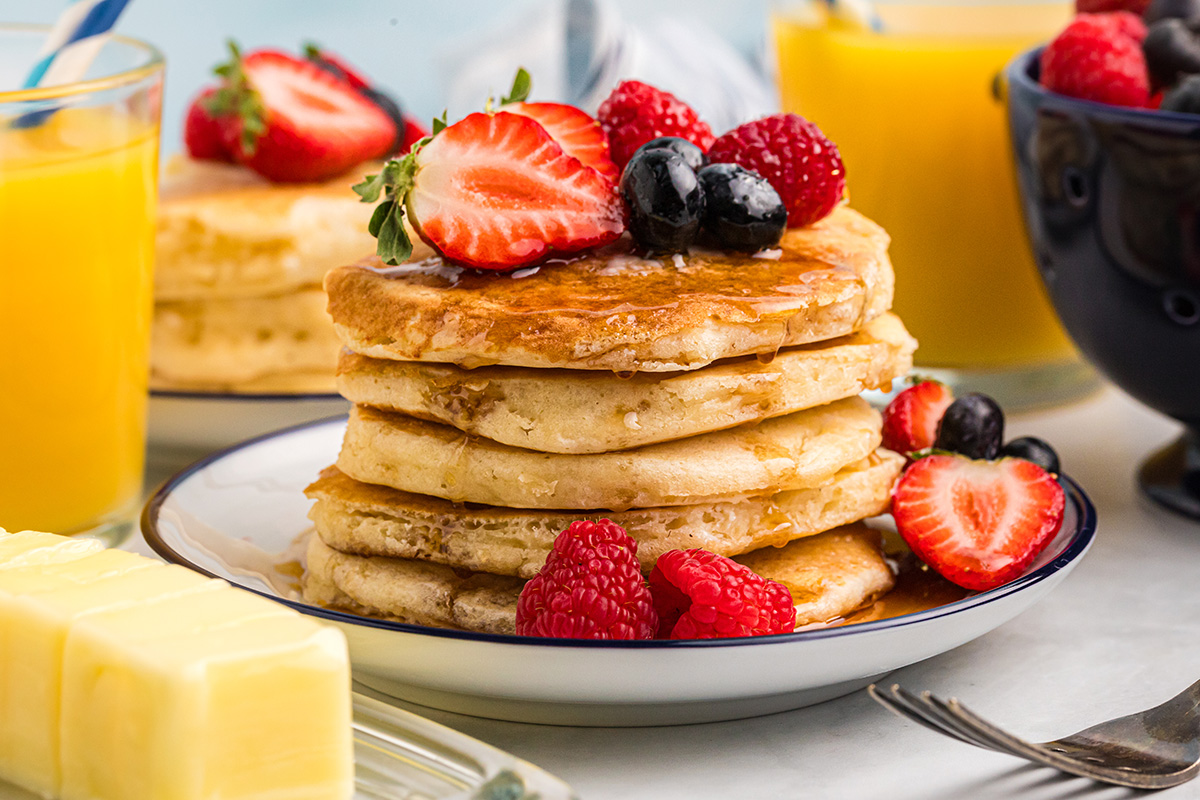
left=1005, top=1, right=1200, bottom=519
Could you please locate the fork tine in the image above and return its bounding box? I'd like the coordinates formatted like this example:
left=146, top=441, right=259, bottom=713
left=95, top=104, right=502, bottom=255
left=895, top=686, right=1014, bottom=753
left=867, top=684, right=990, bottom=749
left=919, top=693, right=1046, bottom=761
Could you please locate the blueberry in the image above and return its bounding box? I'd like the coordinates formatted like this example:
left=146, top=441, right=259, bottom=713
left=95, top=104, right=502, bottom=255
left=1000, top=437, right=1061, bottom=474
left=620, top=149, right=705, bottom=252
left=634, top=137, right=709, bottom=172
left=1161, top=73, right=1200, bottom=111
left=696, top=163, right=787, bottom=252
left=358, top=86, right=407, bottom=155
left=1144, top=19, right=1200, bottom=88
left=934, top=393, right=1005, bottom=460
left=1146, top=0, right=1200, bottom=26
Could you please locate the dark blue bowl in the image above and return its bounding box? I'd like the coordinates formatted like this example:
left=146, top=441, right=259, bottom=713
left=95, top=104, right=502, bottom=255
left=1006, top=47, right=1200, bottom=519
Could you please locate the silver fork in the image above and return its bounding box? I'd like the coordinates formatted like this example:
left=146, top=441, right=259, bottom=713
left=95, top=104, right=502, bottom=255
left=867, top=680, right=1200, bottom=790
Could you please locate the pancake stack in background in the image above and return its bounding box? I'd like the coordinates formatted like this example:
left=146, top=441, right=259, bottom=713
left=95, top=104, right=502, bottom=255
left=303, top=206, right=917, bottom=635
left=150, top=156, right=378, bottom=393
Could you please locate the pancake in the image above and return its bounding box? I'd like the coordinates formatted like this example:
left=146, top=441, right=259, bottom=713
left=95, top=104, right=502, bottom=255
left=734, top=526, right=895, bottom=626
left=306, top=450, right=902, bottom=578
left=155, top=155, right=390, bottom=301
left=151, top=287, right=340, bottom=388
left=149, top=369, right=338, bottom=395
left=303, top=533, right=522, bottom=634
left=337, top=397, right=882, bottom=511
left=324, top=205, right=893, bottom=372
left=301, top=523, right=895, bottom=634
left=337, top=313, right=915, bottom=454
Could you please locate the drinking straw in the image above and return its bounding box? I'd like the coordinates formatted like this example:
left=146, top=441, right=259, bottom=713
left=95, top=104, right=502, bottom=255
left=22, top=0, right=133, bottom=90
left=824, top=0, right=883, bottom=31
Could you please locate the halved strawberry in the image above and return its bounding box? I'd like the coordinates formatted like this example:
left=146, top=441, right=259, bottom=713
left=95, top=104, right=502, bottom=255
left=399, top=115, right=428, bottom=153
left=302, top=43, right=370, bottom=90
left=206, top=43, right=396, bottom=183
left=354, top=110, right=624, bottom=270
left=881, top=381, right=955, bottom=456
left=184, top=87, right=232, bottom=161
left=892, top=455, right=1066, bottom=591
left=501, top=102, right=618, bottom=183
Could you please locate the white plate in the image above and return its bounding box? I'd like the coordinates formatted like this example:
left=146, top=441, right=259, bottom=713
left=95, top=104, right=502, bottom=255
left=148, top=389, right=348, bottom=455
left=142, top=417, right=1097, bottom=727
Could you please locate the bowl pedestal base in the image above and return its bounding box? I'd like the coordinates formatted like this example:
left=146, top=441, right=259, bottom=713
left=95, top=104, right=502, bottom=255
left=1139, top=429, right=1200, bottom=520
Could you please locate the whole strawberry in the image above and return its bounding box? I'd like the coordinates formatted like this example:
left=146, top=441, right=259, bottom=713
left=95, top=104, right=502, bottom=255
left=1076, top=0, right=1152, bottom=15
left=881, top=381, right=955, bottom=457
left=708, top=114, right=846, bottom=228
left=649, top=549, right=795, bottom=639
left=184, top=87, right=232, bottom=162
left=515, top=520, right=656, bottom=640
left=1040, top=14, right=1151, bottom=107
left=892, top=455, right=1066, bottom=591
left=597, top=80, right=715, bottom=170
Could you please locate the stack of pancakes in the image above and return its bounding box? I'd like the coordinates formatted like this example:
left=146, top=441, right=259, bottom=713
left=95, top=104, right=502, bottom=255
left=303, top=206, right=917, bottom=634
left=151, top=156, right=378, bottom=393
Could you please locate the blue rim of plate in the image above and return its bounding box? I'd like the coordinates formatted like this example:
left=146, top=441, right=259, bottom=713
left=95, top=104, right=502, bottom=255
left=142, top=415, right=1098, bottom=650
left=151, top=388, right=344, bottom=402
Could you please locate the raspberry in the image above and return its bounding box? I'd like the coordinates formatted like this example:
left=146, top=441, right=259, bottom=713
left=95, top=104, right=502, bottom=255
left=707, top=114, right=846, bottom=228
left=597, top=80, right=715, bottom=170
left=515, top=520, right=656, bottom=640
left=1076, top=0, right=1151, bottom=16
left=1108, top=10, right=1149, bottom=42
left=1040, top=14, right=1151, bottom=107
left=648, top=549, right=796, bottom=639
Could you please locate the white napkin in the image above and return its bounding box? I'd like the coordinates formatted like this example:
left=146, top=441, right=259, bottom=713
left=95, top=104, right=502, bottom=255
left=437, top=0, right=777, bottom=134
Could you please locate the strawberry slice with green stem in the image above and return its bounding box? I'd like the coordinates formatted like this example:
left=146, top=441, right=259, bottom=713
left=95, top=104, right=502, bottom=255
left=892, top=454, right=1066, bottom=591
left=353, top=108, right=624, bottom=270
left=205, top=41, right=395, bottom=183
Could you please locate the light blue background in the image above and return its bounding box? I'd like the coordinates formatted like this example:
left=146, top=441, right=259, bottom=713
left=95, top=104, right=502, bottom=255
left=5, top=1, right=771, bottom=153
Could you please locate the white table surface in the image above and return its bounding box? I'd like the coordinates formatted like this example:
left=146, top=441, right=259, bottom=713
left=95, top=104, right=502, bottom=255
left=125, top=382, right=1200, bottom=800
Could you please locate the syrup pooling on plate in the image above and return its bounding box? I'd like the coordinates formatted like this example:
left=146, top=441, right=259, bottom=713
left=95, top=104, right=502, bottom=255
left=800, top=551, right=974, bottom=631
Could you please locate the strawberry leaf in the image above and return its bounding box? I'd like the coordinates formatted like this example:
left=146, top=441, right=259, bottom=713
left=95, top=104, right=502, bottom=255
left=353, top=171, right=388, bottom=202
left=431, top=111, right=448, bottom=136
left=354, top=155, right=420, bottom=265
left=206, top=39, right=267, bottom=155
left=500, top=67, right=532, bottom=105
left=374, top=199, right=413, bottom=265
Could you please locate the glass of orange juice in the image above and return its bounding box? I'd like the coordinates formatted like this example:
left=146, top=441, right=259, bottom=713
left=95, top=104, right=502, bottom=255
left=773, top=0, right=1098, bottom=409
left=0, top=26, right=163, bottom=544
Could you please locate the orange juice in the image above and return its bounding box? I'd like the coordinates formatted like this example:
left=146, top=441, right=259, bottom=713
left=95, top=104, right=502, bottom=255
left=774, top=3, right=1075, bottom=368
left=0, top=108, right=159, bottom=533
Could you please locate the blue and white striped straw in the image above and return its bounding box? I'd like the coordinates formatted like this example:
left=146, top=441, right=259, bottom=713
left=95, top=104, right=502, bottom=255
left=23, top=0, right=132, bottom=90
left=823, top=0, right=884, bottom=32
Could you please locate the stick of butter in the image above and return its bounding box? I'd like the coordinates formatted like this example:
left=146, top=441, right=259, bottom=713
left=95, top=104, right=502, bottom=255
left=0, top=530, right=354, bottom=800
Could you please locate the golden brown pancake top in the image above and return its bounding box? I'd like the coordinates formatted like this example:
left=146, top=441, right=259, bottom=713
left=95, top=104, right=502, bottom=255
left=324, top=205, right=894, bottom=371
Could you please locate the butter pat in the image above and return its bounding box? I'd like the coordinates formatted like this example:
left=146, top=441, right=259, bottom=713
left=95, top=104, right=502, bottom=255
left=62, top=614, right=353, bottom=800
left=0, top=529, right=103, bottom=570
left=0, top=560, right=217, bottom=797
left=0, top=532, right=354, bottom=800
